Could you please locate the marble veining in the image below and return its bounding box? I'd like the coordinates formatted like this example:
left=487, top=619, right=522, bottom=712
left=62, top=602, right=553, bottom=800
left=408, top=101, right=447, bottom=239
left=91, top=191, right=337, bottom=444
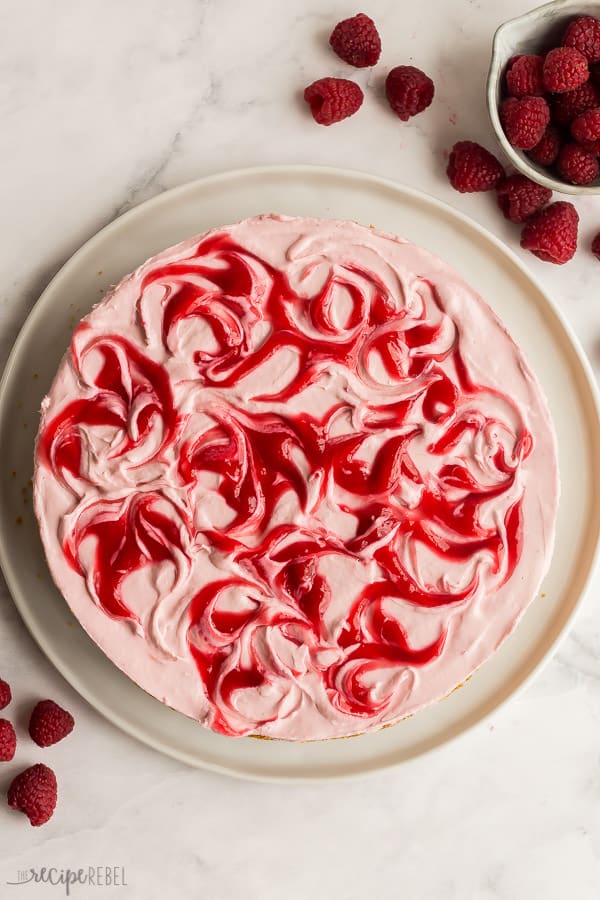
left=0, top=0, right=599, bottom=897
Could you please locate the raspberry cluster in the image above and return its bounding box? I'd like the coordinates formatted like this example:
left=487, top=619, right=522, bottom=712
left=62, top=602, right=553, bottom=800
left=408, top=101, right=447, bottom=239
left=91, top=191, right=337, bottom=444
left=445, top=14, right=600, bottom=264
left=304, top=13, right=434, bottom=125
left=445, top=138, right=581, bottom=265
left=0, top=675, right=75, bottom=827
left=500, top=15, right=600, bottom=187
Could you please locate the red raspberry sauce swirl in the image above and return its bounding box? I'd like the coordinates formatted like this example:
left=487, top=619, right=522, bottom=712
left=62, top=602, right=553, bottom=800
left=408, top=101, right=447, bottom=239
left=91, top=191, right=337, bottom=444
left=35, top=216, right=556, bottom=740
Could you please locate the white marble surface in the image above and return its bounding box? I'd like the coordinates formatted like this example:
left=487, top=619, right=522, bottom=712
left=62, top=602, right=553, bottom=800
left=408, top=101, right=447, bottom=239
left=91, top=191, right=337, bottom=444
left=1, top=0, right=599, bottom=897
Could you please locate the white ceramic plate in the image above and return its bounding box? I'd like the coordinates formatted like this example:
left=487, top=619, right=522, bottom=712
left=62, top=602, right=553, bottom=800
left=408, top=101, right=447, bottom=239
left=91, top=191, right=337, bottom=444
left=1, top=165, right=599, bottom=781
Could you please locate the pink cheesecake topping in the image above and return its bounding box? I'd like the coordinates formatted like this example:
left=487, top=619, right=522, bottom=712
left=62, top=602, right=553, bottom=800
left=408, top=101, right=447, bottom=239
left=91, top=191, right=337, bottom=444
left=34, top=215, right=558, bottom=740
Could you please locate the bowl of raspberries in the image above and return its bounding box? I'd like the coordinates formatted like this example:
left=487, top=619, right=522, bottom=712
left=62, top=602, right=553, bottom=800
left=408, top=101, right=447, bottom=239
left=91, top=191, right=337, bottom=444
left=488, top=1, right=600, bottom=193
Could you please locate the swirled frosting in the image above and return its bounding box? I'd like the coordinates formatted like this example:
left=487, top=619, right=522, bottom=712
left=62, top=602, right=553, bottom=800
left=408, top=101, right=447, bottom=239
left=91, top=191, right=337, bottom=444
left=34, top=215, right=559, bottom=741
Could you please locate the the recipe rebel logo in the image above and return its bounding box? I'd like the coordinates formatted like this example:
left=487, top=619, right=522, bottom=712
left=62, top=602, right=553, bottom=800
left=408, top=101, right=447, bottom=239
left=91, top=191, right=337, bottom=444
left=6, top=866, right=128, bottom=895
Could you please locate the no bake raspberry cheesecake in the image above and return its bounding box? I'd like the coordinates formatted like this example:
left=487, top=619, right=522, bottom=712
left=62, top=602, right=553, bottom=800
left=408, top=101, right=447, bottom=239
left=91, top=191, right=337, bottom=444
left=34, top=215, right=558, bottom=741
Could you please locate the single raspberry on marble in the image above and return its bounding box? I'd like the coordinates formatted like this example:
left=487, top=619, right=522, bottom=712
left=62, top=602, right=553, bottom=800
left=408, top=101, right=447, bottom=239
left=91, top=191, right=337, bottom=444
left=520, top=201, right=579, bottom=264
left=0, top=678, right=11, bottom=710
left=496, top=174, right=552, bottom=224
left=591, top=231, right=600, bottom=259
left=304, top=78, right=364, bottom=125
left=557, top=142, right=599, bottom=184
left=0, top=719, right=16, bottom=761
left=446, top=141, right=504, bottom=192
left=329, top=13, right=381, bottom=68
left=563, top=16, right=600, bottom=64
left=551, top=80, right=600, bottom=124
left=29, top=699, right=74, bottom=747
left=528, top=125, right=562, bottom=165
left=543, top=47, right=589, bottom=93
left=7, top=764, right=57, bottom=827
left=385, top=66, right=435, bottom=120
left=571, top=107, right=600, bottom=144
left=506, top=54, right=545, bottom=97
left=500, top=96, right=550, bottom=150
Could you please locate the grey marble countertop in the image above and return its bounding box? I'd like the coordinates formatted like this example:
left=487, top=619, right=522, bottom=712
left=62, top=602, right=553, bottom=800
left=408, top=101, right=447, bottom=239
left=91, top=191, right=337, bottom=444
left=0, top=1, right=599, bottom=897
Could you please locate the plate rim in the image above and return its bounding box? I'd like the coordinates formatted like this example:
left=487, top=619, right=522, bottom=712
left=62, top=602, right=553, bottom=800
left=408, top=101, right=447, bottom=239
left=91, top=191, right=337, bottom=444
left=1, top=163, right=599, bottom=781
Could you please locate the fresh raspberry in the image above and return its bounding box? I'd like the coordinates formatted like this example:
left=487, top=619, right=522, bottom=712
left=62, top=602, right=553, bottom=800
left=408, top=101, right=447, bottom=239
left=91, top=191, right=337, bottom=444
left=520, top=201, right=579, bottom=264
left=571, top=107, right=600, bottom=146
left=591, top=231, right=600, bottom=259
left=563, top=16, right=600, bottom=64
left=446, top=141, right=504, bottom=193
left=0, top=678, right=11, bottom=710
left=500, top=96, right=550, bottom=150
left=7, top=764, right=57, bottom=827
left=551, top=80, right=600, bottom=124
left=557, top=142, right=599, bottom=184
left=304, top=78, right=363, bottom=125
left=0, top=719, right=16, bottom=761
left=385, top=66, right=435, bottom=121
left=506, top=55, right=545, bottom=97
left=496, top=174, right=552, bottom=224
left=329, top=13, right=381, bottom=68
left=528, top=125, right=562, bottom=165
left=543, top=47, right=589, bottom=93
left=29, top=699, right=75, bottom=747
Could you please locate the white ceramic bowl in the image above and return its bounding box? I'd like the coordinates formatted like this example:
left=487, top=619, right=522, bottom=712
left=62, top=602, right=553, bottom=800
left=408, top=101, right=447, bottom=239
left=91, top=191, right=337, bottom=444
left=487, top=0, right=600, bottom=195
